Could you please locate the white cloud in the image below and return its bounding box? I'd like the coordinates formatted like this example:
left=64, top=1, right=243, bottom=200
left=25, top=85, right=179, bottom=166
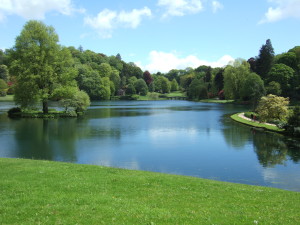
left=260, top=0, right=300, bottom=23
left=0, top=0, right=83, bottom=21
left=212, top=1, right=223, bottom=13
left=84, top=7, right=151, bottom=39
left=118, top=7, right=152, bottom=28
left=158, top=0, right=203, bottom=18
left=139, top=51, right=234, bottom=73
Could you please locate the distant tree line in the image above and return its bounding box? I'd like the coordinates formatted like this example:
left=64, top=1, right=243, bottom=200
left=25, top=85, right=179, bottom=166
left=0, top=21, right=300, bottom=120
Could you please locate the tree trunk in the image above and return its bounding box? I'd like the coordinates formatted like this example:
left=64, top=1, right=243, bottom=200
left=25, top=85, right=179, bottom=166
left=43, top=101, right=48, bottom=114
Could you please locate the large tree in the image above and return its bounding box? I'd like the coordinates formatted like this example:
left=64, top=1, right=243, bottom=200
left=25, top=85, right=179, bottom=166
left=256, top=39, right=275, bottom=80
left=223, top=59, right=250, bottom=100
left=268, top=64, right=294, bottom=96
left=11, top=20, right=78, bottom=113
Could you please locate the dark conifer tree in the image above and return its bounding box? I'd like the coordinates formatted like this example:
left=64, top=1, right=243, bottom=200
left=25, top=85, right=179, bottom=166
left=256, top=39, right=275, bottom=80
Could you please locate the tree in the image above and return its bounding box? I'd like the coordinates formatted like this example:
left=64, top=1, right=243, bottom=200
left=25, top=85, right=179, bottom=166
left=11, top=20, right=78, bottom=113
left=276, top=52, right=298, bottom=72
left=256, top=94, right=289, bottom=122
left=0, top=79, right=8, bottom=96
left=134, top=79, right=148, bottom=96
left=268, top=64, right=294, bottom=96
left=126, top=83, right=136, bottom=95
left=241, top=72, right=265, bottom=108
left=187, top=79, right=207, bottom=100
left=266, top=81, right=282, bottom=95
left=143, top=71, right=153, bottom=85
left=286, top=106, right=300, bottom=137
left=0, top=65, right=9, bottom=82
left=204, top=67, right=212, bottom=82
left=223, top=59, right=250, bottom=100
left=160, top=77, right=171, bottom=93
left=256, top=39, right=275, bottom=80
left=214, top=69, right=224, bottom=92
left=98, top=63, right=112, bottom=77
left=171, top=79, right=179, bottom=91
left=110, top=69, right=121, bottom=95
left=116, top=53, right=122, bottom=61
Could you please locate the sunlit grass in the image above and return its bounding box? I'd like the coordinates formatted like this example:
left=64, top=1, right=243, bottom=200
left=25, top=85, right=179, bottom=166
left=1, top=158, right=300, bottom=224
left=200, top=99, right=234, bottom=103
left=231, top=113, right=284, bottom=132
left=0, top=95, right=13, bottom=101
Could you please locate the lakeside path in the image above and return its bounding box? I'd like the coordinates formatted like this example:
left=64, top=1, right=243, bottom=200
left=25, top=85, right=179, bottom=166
left=237, top=113, right=276, bottom=127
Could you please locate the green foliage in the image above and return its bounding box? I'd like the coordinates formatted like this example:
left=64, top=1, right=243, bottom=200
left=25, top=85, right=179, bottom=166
left=126, top=83, right=136, bottom=95
left=214, top=69, right=224, bottom=91
left=98, top=63, right=112, bottom=77
left=241, top=72, right=265, bottom=107
left=134, top=79, right=148, bottom=96
left=266, top=81, right=282, bottom=95
left=11, top=20, right=77, bottom=113
left=0, top=79, right=8, bottom=89
left=223, top=59, right=251, bottom=100
left=171, top=79, right=179, bottom=91
left=268, top=63, right=294, bottom=95
left=256, top=94, right=289, bottom=122
left=110, top=69, right=120, bottom=95
left=286, top=106, right=300, bottom=137
left=72, top=90, right=91, bottom=113
left=276, top=52, right=298, bottom=71
left=0, top=65, right=9, bottom=81
left=187, top=79, right=207, bottom=100
left=256, top=39, right=275, bottom=80
left=160, top=76, right=171, bottom=93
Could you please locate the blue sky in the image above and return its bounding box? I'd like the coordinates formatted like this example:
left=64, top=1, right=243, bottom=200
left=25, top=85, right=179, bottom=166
left=1, top=0, right=300, bottom=73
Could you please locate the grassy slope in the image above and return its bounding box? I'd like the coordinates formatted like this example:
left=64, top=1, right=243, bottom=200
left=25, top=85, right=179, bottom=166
left=200, top=99, right=234, bottom=104
left=1, top=158, right=300, bottom=224
left=231, top=113, right=284, bottom=132
left=0, top=95, right=13, bottom=101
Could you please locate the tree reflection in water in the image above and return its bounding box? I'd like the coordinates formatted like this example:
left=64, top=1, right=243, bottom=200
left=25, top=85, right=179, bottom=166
left=223, top=115, right=300, bottom=167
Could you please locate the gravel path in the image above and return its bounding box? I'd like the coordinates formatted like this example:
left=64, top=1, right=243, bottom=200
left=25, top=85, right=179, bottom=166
left=238, top=113, right=277, bottom=127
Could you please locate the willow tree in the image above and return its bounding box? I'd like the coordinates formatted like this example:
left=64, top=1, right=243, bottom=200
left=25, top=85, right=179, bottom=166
left=11, top=20, right=77, bottom=113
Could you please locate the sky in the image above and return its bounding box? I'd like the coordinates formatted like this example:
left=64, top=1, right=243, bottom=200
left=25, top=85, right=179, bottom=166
left=1, top=0, right=300, bottom=73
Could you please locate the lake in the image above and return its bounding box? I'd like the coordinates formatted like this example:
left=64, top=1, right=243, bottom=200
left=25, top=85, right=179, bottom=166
left=0, top=100, right=300, bottom=191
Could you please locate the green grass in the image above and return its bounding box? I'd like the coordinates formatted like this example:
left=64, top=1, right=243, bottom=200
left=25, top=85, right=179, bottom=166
left=0, top=95, right=13, bottom=101
left=1, top=158, right=300, bottom=224
left=134, top=91, right=186, bottom=101
left=165, top=91, right=186, bottom=98
left=200, top=99, right=234, bottom=103
left=231, top=113, right=284, bottom=132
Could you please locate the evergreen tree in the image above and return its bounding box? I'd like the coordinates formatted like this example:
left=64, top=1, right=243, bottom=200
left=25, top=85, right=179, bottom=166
left=256, top=39, right=275, bottom=80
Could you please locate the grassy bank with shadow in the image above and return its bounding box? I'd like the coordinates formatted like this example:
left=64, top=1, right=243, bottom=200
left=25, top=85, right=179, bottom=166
left=1, top=158, right=300, bottom=224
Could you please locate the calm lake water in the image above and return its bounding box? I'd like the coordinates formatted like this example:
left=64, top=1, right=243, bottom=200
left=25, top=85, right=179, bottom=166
left=1, top=100, right=300, bottom=191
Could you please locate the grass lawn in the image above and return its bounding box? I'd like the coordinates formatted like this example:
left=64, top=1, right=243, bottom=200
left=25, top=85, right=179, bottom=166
left=135, top=91, right=186, bottom=101
left=231, top=113, right=284, bottom=132
left=200, top=99, right=234, bottom=104
left=0, top=95, right=13, bottom=101
left=1, top=158, right=300, bottom=224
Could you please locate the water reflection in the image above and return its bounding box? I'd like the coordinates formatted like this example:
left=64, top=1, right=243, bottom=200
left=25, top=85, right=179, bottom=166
left=223, top=116, right=300, bottom=167
left=0, top=101, right=299, bottom=191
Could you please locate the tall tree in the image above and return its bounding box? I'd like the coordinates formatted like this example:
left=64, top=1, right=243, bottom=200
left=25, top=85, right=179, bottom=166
left=223, top=59, right=250, bottom=100
left=0, top=65, right=9, bottom=82
left=268, top=64, right=294, bottom=96
left=11, top=20, right=78, bottom=113
left=256, top=39, right=275, bottom=80
left=143, top=70, right=153, bottom=86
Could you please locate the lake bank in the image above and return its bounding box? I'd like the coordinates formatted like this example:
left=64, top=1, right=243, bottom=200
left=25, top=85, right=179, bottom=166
left=1, top=157, right=300, bottom=224
left=1, top=100, right=300, bottom=191
left=230, top=112, right=284, bottom=133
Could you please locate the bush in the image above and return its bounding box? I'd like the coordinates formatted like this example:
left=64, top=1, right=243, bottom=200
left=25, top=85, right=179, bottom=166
left=0, top=90, right=6, bottom=97
left=7, top=107, right=22, bottom=118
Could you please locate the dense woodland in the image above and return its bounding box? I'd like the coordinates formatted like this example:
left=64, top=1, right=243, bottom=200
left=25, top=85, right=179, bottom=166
left=0, top=20, right=299, bottom=134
